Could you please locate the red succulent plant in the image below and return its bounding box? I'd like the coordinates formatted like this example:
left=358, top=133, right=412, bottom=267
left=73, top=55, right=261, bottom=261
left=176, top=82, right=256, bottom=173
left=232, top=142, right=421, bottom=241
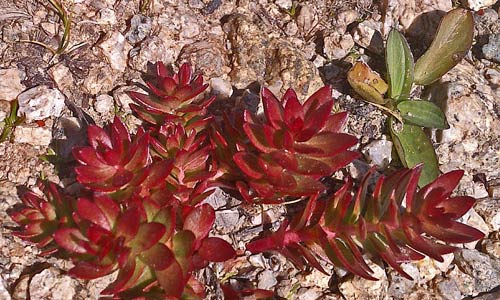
left=9, top=180, right=75, bottom=256
left=7, top=61, right=487, bottom=299
left=54, top=196, right=235, bottom=299
left=233, top=86, right=359, bottom=203
left=246, top=165, right=485, bottom=280
left=150, top=122, right=216, bottom=207
left=128, top=62, right=215, bottom=132
left=72, top=117, right=152, bottom=194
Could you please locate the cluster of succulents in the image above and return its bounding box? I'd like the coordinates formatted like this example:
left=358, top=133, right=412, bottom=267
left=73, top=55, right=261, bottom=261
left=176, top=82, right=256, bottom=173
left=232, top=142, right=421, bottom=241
left=9, top=9, right=485, bottom=297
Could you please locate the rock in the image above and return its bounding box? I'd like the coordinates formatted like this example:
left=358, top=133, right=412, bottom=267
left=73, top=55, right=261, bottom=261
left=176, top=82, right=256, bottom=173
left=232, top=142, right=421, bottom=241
left=29, top=267, right=76, bottom=300
left=436, top=278, right=461, bottom=300
left=0, top=68, right=25, bottom=101
left=177, top=40, right=230, bottom=78
left=97, top=8, right=117, bottom=25
left=284, top=21, right=299, bottom=36
left=47, top=63, right=74, bottom=94
left=485, top=68, right=500, bottom=85
left=275, top=0, right=292, bottom=10
left=338, top=262, right=388, bottom=300
left=296, top=4, right=317, bottom=35
left=387, top=265, right=418, bottom=299
left=471, top=290, right=500, bottom=300
left=413, top=254, right=454, bottom=284
left=323, top=32, right=355, bottom=60
left=14, top=125, right=52, bottom=146
left=0, top=277, right=10, bottom=300
left=432, top=62, right=500, bottom=196
left=482, top=235, right=500, bottom=259
left=352, top=19, right=384, bottom=55
left=98, top=32, right=132, bottom=72
left=265, top=40, right=324, bottom=99
left=362, top=138, right=393, bottom=169
left=382, top=0, right=452, bottom=39
left=474, top=198, right=500, bottom=232
left=257, top=270, right=277, bottom=290
left=463, top=208, right=490, bottom=249
left=180, top=15, right=200, bottom=39
left=464, top=0, right=498, bottom=11
left=17, top=86, right=65, bottom=122
left=215, top=210, right=241, bottom=233
left=210, top=77, right=233, bottom=99
left=83, top=64, right=118, bottom=95
left=223, top=14, right=268, bottom=89
left=335, top=9, right=359, bottom=34
left=94, top=94, right=114, bottom=115
left=224, top=14, right=323, bottom=98
left=454, top=249, right=500, bottom=295
left=482, top=34, right=500, bottom=63
left=129, top=36, right=178, bottom=71
left=296, top=287, right=322, bottom=300
left=125, top=15, right=152, bottom=44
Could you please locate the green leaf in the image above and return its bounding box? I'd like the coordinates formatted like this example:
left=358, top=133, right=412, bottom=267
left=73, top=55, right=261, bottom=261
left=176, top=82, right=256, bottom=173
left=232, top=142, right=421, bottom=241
left=389, top=119, right=440, bottom=186
left=397, top=100, right=449, bottom=129
left=347, top=62, right=388, bottom=105
left=414, top=8, right=474, bottom=85
left=386, top=29, right=414, bottom=99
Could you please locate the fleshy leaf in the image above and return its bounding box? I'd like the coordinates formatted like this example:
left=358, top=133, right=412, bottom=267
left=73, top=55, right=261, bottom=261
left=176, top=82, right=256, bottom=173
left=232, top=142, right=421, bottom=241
left=414, top=8, right=474, bottom=85
left=347, top=62, right=388, bottom=104
left=198, top=237, right=236, bottom=262
left=397, top=100, right=449, bottom=129
left=386, top=29, right=414, bottom=99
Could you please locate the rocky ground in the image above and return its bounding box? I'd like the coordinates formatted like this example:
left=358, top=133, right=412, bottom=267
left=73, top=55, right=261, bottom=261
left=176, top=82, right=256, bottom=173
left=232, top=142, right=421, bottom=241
left=0, top=0, right=499, bottom=299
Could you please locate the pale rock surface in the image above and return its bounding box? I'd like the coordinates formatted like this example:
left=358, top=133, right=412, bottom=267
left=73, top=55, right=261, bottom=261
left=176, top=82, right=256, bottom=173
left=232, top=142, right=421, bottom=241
left=29, top=268, right=76, bottom=300
left=454, top=249, right=500, bottom=295
left=352, top=19, right=384, bottom=55
left=14, top=125, right=52, bottom=146
left=17, top=86, right=65, bottom=122
left=474, top=197, right=500, bottom=232
left=129, top=36, right=178, bottom=71
left=464, top=0, right=498, bottom=11
left=323, top=32, right=355, bottom=60
left=0, top=68, right=25, bottom=101
left=339, top=262, right=388, bottom=299
left=98, top=32, right=132, bottom=72
left=94, top=94, right=114, bottom=114
left=362, top=138, right=393, bottom=169
left=48, top=63, right=74, bottom=94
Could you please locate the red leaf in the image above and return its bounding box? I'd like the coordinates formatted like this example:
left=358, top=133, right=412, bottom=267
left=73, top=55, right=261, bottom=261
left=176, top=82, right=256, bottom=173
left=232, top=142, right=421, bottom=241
left=87, top=126, right=112, bottom=149
left=183, top=204, right=215, bottom=241
left=155, top=259, right=185, bottom=298
left=101, top=259, right=138, bottom=294
left=116, top=208, right=141, bottom=241
left=74, top=165, right=115, bottom=184
left=131, top=222, right=166, bottom=251
left=69, top=261, right=115, bottom=279
left=233, top=152, right=264, bottom=179
left=261, top=87, right=285, bottom=129
left=94, top=195, right=120, bottom=228
left=422, top=220, right=485, bottom=243
left=323, top=111, right=348, bottom=133
left=140, top=243, right=175, bottom=270
left=178, top=63, right=192, bottom=86
left=242, top=123, right=274, bottom=153
left=198, top=237, right=236, bottom=262
left=76, top=198, right=111, bottom=231
left=294, top=132, right=358, bottom=156
left=282, top=88, right=304, bottom=132
left=54, top=228, right=87, bottom=254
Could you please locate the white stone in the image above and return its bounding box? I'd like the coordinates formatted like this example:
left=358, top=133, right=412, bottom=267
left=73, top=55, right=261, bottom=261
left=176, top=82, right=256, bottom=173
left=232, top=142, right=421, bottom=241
left=180, top=15, right=200, bottom=39
left=363, top=138, right=393, bottom=168
left=94, top=94, right=114, bottom=114
left=0, top=68, right=25, bottom=100
left=0, top=278, right=10, bottom=300
left=353, top=20, right=384, bottom=55
left=463, top=0, right=497, bottom=11
left=257, top=270, right=277, bottom=290
left=210, top=77, right=233, bottom=99
left=14, top=125, right=52, bottom=146
left=275, top=0, right=293, bottom=10
left=98, top=32, right=132, bottom=72
left=17, top=86, right=65, bottom=122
